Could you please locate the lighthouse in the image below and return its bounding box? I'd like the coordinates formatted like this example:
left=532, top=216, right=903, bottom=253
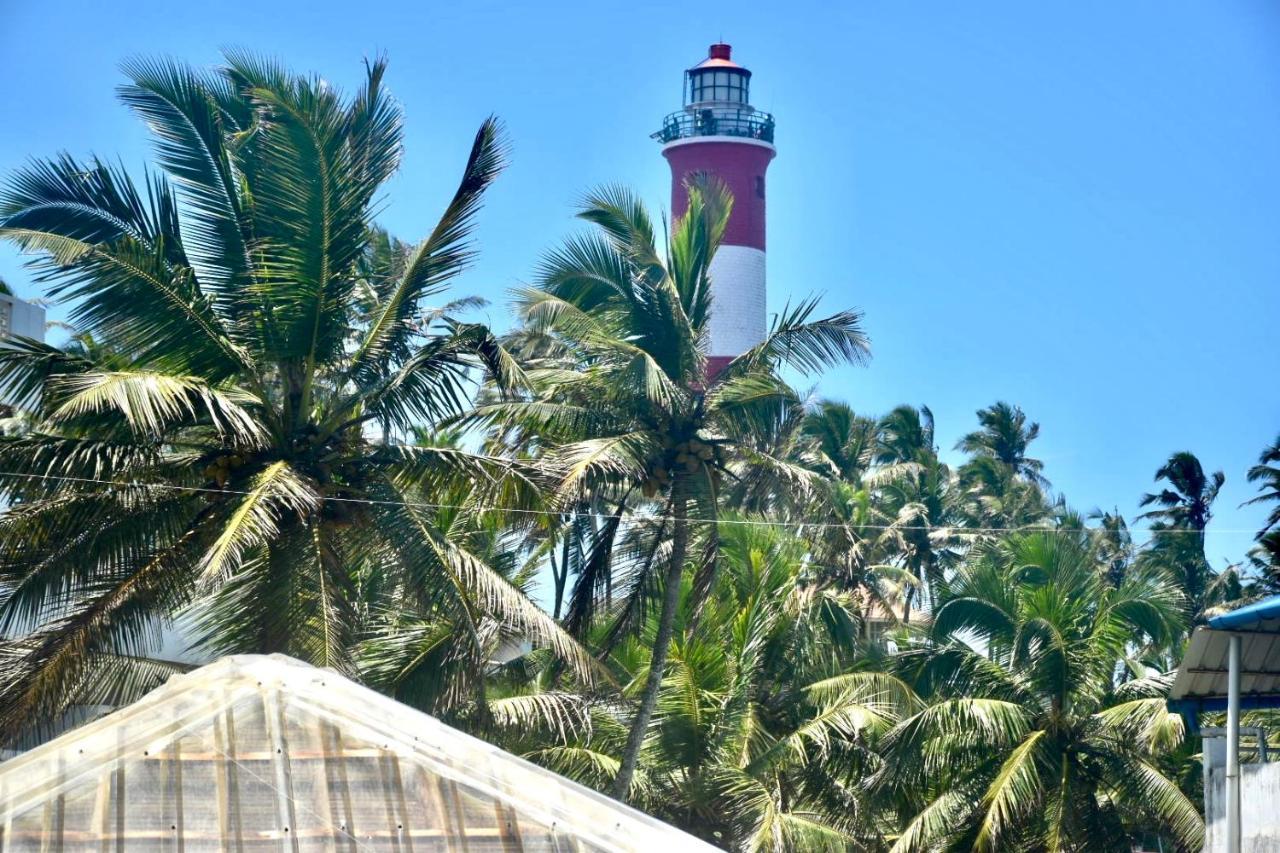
left=654, top=43, right=776, bottom=374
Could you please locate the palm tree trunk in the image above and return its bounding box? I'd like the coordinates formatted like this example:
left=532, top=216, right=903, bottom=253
left=610, top=482, right=689, bottom=802
left=552, top=527, right=570, bottom=620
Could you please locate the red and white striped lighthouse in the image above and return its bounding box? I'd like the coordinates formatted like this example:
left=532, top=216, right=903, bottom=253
left=655, top=43, right=776, bottom=374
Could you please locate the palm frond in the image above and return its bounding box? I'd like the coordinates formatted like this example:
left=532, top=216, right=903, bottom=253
left=48, top=370, right=264, bottom=443
left=488, top=692, right=595, bottom=741
left=1093, top=697, right=1185, bottom=754
left=723, top=296, right=870, bottom=379
left=1105, top=757, right=1204, bottom=851
left=196, top=461, right=318, bottom=586
left=117, top=56, right=250, bottom=297
left=348, top=117, right=503, bottom=381
left=972, top=729, right=1048, bottom=851
left=552, top=432, right=656, bottom=495
left=889, top=790, right=971, bottom=853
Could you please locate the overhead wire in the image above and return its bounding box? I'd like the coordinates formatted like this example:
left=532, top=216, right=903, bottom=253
left=0, top=469, right=1262, bottom=538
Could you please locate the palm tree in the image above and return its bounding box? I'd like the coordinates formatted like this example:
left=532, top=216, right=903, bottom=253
left=871, top=404, right=960, bottom=613
left=0, top=53, right=592, bottom=739
left=882, top=531, right=1201, bottom=851
left=1088, top=507, right=1134, bottom=587
left=801, top=399, right=878, bottom=484
left=954, top=453, right=1051, bottom=532
left=1140, top=451, right=1224, bottom=533
left=1139, top=451, right=1225, bottom=620
left=956, top=401, right=1048, bottom=486
left=1244, top=434, right=1280, bottom=539
left=873, top=453, right=959, bottom=618
left=1240, top=434, right=1280, bottom=602
left=876, top=403, right=936, bottom=466
left=1246, top=532, right=1280, bottom=595
left=479, top=177, right=870, bottom=800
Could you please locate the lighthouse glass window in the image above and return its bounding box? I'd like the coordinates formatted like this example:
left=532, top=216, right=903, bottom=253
left=689, top=70, right=748, bottom=104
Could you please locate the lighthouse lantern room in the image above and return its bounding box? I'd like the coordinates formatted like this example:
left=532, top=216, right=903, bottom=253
left=655, top=43, right=776, bottom=375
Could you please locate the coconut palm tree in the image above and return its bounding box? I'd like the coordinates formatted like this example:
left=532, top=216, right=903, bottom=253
left=476, top=176, right=870, bottom=800
left=873, top=452, right=960, bottom=618
left=1139, top=451, right=1226, bottom=620
left=1140, top=451, right=1224, bottom=534
left=1240, top=434, right=1280, bottom=602
left=881, top=531, right=1201, bottom=852
left=1246, top=532, right=1280, bottom=595
left=1231, top=435, right=1280, bottom=594
left=954, top=453, right=1051, bottom=532
left=869, top=404, right=961, bottom=613
left=0, top=53, right=592, bottom=740
left=1244, top=434, right=1280, bottom=539
left=956, top=401, right=1048, bottom=487
left=876, top=404, right=936, bottom=466
left=801, top=399, right=878, bottom=484
left=1088, top=507, right=1134, bottom=587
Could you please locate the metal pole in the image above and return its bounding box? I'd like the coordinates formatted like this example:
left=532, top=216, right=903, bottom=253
left=1227, top=633, right=1242, bottom=853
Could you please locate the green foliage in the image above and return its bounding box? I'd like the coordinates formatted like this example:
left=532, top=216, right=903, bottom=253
left=882, top=533, right=1200, bottom=852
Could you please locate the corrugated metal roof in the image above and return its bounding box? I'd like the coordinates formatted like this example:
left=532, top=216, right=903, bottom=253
left=1169, top=595, right=1280, bottom=712
left=1169, top=625, right=1280, bottom=713
left=0, top=655, right=717, bottom=851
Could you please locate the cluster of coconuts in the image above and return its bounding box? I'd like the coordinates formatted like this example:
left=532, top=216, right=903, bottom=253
left=201, top=453, right=245, bottom=488
left=641, top=435, right=723, bottom=497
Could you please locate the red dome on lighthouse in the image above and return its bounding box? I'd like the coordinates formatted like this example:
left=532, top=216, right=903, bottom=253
left=691, top=43, right=750, bottom=72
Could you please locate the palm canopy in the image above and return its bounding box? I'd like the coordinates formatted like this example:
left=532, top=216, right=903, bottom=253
left=882, top=531, right=1200, bottom=852
left=956, top=401, right=1048, bottom=486
left=876, top=403, right=936, bottom=466
left=0, top=53, right=592, bottom=740
left=1140, top=450, right=1224, bottom=532
left=1243, top=436, right=1280, bottom=590
left=799, top=399, right=878, bottom=484
left=1137, top=451, right=1229, bottom=621
left=1244, top=434, right=1280, bottom=538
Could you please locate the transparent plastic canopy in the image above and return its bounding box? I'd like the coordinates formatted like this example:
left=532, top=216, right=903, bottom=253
left=0, top=654, right=716, bottom=851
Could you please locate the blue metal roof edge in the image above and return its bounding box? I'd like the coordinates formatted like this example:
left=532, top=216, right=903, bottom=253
left=1169, top=695, right=1280, bottom=716
left=1207, top=594, right=1280, bottom=630
left=1168, top=694, right=1280, bottom=733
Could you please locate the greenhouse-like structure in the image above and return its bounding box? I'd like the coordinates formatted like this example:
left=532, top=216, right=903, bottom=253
left=0, top=655, right=715, bottom=851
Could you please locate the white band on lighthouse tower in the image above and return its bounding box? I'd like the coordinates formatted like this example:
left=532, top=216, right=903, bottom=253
left=707, top=245, right=767, bottom=357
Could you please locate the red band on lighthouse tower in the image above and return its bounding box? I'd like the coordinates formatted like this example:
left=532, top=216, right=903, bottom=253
left=665, top=141, right=773, bottom=251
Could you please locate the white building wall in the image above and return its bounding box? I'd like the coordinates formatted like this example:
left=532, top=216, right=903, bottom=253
left=707, top=245, right=766, bottom=358
left=4, top=296, right=45, bottom=341
left=0, top=294, right=45, bottom=411
left=1205, top=761, right=1280, bottom=851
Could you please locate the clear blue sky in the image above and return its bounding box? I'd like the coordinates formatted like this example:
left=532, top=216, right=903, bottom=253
left=2, top=0, right=1277, bottom=567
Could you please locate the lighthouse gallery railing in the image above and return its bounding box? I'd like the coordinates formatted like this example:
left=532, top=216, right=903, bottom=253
left=652, top=109, right=775, bottom=144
